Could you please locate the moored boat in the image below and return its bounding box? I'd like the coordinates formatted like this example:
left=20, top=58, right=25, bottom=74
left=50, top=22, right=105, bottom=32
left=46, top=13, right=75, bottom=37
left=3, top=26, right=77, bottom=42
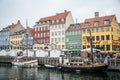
left=58, top=62, right=108, bottom=72
left=44, top=64, right=57, bottom=69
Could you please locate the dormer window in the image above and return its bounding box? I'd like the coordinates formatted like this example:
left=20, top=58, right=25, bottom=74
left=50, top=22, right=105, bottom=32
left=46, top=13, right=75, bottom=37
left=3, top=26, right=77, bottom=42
left=76, top=24, right=80, bottom=29
left=52, top=20, right=55, bottom=23
left=56, top=19, right=59, bottom=23
left=85, top=22, right=90, bottom=27
left=94, top=21, right=99, bottom=26
left=61, top=18, right=64, bottom=22
left=104, top=20, right=110, bottom=26
left=47, top=21, right=49, bottom=23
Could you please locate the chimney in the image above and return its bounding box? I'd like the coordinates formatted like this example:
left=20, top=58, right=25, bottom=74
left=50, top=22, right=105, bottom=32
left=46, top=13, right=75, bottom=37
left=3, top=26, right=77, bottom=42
left=95, top=12, right=99, bottom=18
left=64, top=10, right=67, bottom=12
left=17, top=20, right=21, bottom=24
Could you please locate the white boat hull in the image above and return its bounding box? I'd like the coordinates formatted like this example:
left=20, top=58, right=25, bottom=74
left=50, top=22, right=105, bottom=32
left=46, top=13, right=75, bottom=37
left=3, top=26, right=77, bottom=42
left=44, top=64, right=56, bottom=68
left=12, top=59, right=38, bottom=67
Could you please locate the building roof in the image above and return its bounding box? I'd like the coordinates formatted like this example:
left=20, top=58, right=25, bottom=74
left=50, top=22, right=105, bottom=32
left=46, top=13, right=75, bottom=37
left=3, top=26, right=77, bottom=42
left=84, top=15, right=115, bottom=27
left=28, top=27, right=34, bottom=36
left=39, top=10, right=70, bottom=22
left=66, top=23, right=83, bottom=32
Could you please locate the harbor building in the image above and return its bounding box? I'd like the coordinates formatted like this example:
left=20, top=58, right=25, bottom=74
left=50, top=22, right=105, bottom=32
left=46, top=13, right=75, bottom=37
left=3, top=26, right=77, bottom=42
left=0, top=20, right=25, bottom=50
left=21, top=27, right=34, bottom=50
left=9, top=20, right=25, bottom=49
left=81, top=12, right=120, bottom=53
left=0, top=29, right=10, bottom=50
left=65, top=23, right=83, bottom=56
left=34, top=10, right=74, bottom=49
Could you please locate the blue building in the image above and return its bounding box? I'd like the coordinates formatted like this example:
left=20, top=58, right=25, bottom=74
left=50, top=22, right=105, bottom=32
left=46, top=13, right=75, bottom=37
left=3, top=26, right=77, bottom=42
left=21, top=27, right=34, bottom=50
left=0, top=29, right=10, bottom=50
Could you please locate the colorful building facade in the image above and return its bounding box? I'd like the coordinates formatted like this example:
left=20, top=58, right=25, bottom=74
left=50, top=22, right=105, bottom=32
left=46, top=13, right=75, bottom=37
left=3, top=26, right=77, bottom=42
left=50, top=10, right=74, bottom=49
left=0, top=29, right=10, bottom=50
left=9, top=20, right=25, bottom=49
left=82, top=13, right=120, bottom=53
left=34, top=10, right=74, bottom=50
left=65, top=23, right=83, bottom=56
left=21, top=27, right=34, bottom=50
left=10, top=30, right=25, bottom=49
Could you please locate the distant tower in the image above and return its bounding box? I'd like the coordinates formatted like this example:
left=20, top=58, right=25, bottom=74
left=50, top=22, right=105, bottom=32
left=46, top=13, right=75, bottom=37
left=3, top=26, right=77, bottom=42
left=95, top=12, right=99, bottom=18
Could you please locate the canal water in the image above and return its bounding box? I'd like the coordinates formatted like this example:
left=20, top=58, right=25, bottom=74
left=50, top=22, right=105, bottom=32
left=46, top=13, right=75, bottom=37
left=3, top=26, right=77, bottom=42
left=0, top=64, right=120, bottom=80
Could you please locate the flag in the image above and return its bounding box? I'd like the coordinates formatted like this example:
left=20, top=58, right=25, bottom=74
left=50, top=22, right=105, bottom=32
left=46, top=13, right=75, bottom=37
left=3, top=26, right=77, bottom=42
left=104, top=57, right=108, bottom=65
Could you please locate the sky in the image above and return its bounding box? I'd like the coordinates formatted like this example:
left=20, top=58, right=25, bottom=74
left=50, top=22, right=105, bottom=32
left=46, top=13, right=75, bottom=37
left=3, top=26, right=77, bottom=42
left=0, top=0, right=120, bottom=29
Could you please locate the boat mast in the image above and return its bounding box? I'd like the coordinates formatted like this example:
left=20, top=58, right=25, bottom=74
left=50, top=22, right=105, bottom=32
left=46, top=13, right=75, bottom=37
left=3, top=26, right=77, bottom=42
left=26, top=19, right=28, bottom=61
left=88, top=29, right=94, bottom=63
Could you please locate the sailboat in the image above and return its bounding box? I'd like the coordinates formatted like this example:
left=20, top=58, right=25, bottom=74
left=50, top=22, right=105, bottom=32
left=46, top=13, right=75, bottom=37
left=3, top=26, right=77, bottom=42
left=12, top=20, right=38, bottom=68
left=58, top=29, right=108, bottom=72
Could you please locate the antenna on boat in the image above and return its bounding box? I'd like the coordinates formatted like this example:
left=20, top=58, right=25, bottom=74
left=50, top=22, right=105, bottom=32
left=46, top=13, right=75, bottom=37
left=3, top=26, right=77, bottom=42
left=26, top=19, right=28, bottom=61
left=87, top=28, right=94, bottom=63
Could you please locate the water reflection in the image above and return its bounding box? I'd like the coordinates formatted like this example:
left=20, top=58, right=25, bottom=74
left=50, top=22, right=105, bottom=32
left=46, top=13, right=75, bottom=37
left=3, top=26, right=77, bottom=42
left=0, top=64, right=120, bottom=80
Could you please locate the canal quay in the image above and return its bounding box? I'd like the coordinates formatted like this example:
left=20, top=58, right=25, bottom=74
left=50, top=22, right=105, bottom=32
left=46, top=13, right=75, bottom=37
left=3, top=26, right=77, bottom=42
left=0, top=56, right=120, bottom=71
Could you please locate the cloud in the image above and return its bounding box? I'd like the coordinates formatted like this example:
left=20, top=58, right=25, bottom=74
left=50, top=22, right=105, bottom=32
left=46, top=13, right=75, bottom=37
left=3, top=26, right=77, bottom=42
left=0, top=0, right=120, bottom=28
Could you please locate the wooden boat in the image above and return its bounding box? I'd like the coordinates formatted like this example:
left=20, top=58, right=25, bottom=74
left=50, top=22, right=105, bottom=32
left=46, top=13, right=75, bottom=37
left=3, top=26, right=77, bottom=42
left=58, top=29, right=108, bottom=72
left=12, top=56, right=38, bottom=68
left=58, top=62, right=108, bottom=72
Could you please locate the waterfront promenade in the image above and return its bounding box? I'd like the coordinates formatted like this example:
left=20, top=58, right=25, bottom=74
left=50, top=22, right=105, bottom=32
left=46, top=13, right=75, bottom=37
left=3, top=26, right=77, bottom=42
left=0, top=56, right=120, bottom=71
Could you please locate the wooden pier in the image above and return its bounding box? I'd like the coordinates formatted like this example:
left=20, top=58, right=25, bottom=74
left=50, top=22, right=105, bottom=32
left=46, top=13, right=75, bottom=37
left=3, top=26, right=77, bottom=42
left=0, top=56, right=120, bottom=71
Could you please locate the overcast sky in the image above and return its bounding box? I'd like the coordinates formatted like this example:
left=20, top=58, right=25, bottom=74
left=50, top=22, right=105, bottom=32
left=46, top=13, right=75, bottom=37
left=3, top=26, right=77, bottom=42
left=0, top=0, right=120, bottom=29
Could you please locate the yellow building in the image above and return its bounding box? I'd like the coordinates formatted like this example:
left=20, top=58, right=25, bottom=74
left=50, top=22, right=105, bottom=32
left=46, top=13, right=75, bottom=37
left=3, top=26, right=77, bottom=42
left=82, top=12, right=120, bottom=53
left=10, top=30, right=25, bottom=49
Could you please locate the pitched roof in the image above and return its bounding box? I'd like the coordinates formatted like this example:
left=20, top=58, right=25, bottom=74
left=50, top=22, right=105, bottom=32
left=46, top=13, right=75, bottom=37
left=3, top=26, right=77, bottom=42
left=39, top=10, right=70, bottom=22
left=66, top=23, right=83, bottom=32
left=84, top=15, right=115, bottom=27
left=28, top=27, right=34, bottom=36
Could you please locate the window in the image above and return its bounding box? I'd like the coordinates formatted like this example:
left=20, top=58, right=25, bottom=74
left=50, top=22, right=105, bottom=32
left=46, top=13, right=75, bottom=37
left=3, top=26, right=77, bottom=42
left=83, top=36, right=86, bottom=41
left=106, top=45, right=110, bottom=50
left=104, top=20, right=110, bottom=26
left=101, top=27, right=104, bottom=32
left=52, top=20, right=55, bottom=23
left=106, top=35, right=110, bottom=40
left=55, top=32, right=57, bottom=36
left=62, top=37, right=64, bottom=42
left=91, top=28, right=94, bottom=33
left=51, top=38, right=54, bottom=42
left=94, top=21, right=99, bottom=26
left=61, top=18, right=64, bottom=22
left=76, top=24, right=80, bottom=29
left=101, top=45, right=105, bottom=51
left=58, top=31, right=61, bottom=35
left=85, top=22, right=90, bottom=27
left=96, top=28, right=100, bottom=32
left=34, top=34, right=36, bottom=38
left=83, top=29, right=86, bottom=33
left=96, top=36, right=99, bottom=41
left=62, top=31, right=64, bottom=35
left=56, top=19, right=59, bottom=23
left=101, top=35, right=104, bottom=40
left=106, top=27, right=109, bottom=31
left=62, top=24, right=64, bottom=28
left=52, top=32, right=54, bottom=36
